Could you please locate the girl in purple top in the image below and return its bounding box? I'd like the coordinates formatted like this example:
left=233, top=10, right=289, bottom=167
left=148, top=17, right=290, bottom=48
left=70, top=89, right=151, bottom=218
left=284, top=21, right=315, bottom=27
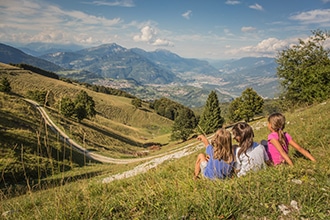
left=266, top=113, right=316, bottom=166
left=194, top=129, right=234, bottom=180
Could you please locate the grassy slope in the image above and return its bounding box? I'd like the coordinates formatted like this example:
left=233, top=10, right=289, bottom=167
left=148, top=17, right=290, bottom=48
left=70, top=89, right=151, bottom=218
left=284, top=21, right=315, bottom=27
left=0, top=63, right=178, bottom=197
left=0, top=63, right=174, bottom=156
left=1, top=90, right=329, bottom=219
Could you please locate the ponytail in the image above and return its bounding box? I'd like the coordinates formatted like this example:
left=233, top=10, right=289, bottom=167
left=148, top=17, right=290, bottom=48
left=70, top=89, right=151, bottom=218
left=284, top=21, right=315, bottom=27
left=277, top=129, right=287, bottom=147
left=268, top=113, right=288, bottom=147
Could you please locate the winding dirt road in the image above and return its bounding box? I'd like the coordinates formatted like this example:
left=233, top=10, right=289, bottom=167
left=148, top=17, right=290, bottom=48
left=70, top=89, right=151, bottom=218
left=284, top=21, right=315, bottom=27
left=25, top=99, right=205, bottom=182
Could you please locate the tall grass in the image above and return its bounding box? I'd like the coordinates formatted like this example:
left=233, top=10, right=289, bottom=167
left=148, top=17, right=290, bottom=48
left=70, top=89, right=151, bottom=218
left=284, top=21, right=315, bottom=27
left=1, top=100, right=329, bottom=219
left=1, top=63, right=329, bottom=219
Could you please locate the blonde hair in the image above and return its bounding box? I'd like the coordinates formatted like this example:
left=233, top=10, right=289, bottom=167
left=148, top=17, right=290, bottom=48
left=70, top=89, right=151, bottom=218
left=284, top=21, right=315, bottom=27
left=210, top=128, right=233, bottom=163
left=231, top=122, right=254, bottom=158
left=268, top=112, right=287, bottom=147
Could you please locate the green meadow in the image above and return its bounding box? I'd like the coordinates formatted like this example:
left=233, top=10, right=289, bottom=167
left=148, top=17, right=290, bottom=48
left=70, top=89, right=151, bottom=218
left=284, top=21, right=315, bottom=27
left=0, top=63, right=329, bottom=219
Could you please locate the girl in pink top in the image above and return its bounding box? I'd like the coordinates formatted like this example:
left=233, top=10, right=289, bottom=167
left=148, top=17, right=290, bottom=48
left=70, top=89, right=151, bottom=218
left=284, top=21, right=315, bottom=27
left=266, top=113, right=316, bottom=166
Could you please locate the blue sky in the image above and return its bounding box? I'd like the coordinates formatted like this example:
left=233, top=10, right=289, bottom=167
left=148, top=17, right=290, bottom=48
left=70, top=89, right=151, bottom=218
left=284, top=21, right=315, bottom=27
left=1, top=0, right=330, bottom=59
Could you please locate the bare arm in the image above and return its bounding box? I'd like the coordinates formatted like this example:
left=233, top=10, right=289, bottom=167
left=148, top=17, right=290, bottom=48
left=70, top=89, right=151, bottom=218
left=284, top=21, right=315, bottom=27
left=289, top=139, right=316, bottom=162
left=270, top=139, right=293, bottom=166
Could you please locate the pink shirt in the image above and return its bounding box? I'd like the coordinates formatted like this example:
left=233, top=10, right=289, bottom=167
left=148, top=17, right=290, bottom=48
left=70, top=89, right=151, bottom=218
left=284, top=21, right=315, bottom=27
left=267, top=132, right=292, bottom=165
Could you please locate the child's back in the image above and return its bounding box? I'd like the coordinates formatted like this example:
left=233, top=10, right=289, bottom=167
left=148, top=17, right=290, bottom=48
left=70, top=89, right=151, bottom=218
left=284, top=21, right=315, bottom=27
left=232, top=122, right=269, bottom=177
left=266, top=112, right=316, bottom=166
left=234, top=142, right=268, bottom=177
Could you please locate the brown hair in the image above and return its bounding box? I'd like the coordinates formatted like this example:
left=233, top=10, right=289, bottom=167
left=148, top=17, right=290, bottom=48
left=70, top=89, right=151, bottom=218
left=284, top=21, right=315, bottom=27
left=231, top=122, right=254, bottom=158
left=268, top=112, right=287, bottom=147
left=210, top=128, right=233, bottom=163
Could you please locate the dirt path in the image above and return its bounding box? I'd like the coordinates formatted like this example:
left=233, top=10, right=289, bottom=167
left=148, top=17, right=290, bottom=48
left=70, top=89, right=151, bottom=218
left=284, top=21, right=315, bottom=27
left=25, top=99, right=205, bottom=181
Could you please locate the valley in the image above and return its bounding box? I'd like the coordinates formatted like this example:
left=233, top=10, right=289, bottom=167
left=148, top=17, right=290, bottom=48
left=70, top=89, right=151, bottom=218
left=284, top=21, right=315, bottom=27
left=0, top=42, right=280, bottom=107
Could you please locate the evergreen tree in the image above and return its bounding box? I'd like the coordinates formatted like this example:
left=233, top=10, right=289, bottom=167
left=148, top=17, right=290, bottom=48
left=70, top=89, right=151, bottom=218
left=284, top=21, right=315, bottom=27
left=276, top=30, right=330, bottom=105
left=228, top=97, right=243, bottom=122
left=240, top=88, right=264, bottom=122
left=171, top=108, right=195, bottom=141
left=164, top=105, right=176, bottom=120
left=198, top=91, right=224, bottom=134
left=228, top=88, right=264, bottom=122
left=0, top=77, right=11, bottom=93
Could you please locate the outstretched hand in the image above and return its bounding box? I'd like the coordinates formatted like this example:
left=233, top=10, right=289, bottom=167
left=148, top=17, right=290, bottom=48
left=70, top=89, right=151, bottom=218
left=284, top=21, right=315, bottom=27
left=197, top=134, right=209, bottom=147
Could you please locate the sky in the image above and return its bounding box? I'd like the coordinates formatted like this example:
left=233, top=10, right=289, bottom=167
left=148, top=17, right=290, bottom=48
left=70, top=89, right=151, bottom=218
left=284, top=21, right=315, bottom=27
left=1, top=0, right=330, bottom=60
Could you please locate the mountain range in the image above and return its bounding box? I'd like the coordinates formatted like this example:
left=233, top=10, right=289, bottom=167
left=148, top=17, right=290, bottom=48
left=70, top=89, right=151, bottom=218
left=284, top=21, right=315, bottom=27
left=0, top=42, right=280, bottom=107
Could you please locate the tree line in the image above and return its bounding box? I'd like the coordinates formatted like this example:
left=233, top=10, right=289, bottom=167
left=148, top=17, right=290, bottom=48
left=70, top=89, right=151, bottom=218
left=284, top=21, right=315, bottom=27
left=10, top=63, right=60, bottom=80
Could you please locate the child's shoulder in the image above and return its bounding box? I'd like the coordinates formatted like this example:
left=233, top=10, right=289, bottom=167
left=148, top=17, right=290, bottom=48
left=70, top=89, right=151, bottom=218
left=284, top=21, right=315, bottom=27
left=252, top=142, right=260, bottom=149
left=268, top=132, right=279, bottom=139
left=251, top=142, right=267, bottom=152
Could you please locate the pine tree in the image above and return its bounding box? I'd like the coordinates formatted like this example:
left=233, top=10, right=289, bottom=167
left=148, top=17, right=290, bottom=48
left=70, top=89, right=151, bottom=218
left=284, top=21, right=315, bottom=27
left=228, top=88, right=264, bottom=122
left=198, top=91, right=224, bottom=134
left=240, top=88, right=264, bottom=122
left=228, top=97, right=243, bottom=122
left=171, top=108, right=195, bottom=141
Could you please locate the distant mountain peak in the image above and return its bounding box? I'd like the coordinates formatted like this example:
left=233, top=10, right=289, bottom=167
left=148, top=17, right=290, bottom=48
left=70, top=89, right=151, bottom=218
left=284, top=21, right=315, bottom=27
left=155, top=48, right=171, bottom=53
left=80, top=43, right=127, bottom=54
left=96, top=43, right=123, bottom=49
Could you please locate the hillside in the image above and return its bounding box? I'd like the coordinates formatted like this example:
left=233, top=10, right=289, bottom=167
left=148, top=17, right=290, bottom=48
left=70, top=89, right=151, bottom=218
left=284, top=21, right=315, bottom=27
left=0, top=62, right=173, bottom=143
left=0, top=62, right=178, bottom=191
left=0, top=43, right=63, bottom=72
left=1, top=88, right=329, bottom=218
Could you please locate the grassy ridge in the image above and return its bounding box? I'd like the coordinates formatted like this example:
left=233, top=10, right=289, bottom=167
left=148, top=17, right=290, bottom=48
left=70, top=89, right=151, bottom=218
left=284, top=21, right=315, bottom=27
left=1, top=95, right=329, bottom=218
left=0, top=62, right=176, bottom=197
left=0, top=63, right=174, bottom=154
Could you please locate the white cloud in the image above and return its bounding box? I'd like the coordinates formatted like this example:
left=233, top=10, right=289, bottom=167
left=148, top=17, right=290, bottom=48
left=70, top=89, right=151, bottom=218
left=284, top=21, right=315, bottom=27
left=182, top=10, right=192, bottom=20
left=133, top=25, right=173, bottom=47
left=290, top=9, right=330, bottom=25
left=241, top=26, right=256, bottom=32
left=153, top=38, right=173, bottom=47
left=252, top=38, right=289, bottom=52
left=226, top=37, right=293, bottom=57
left=133, top=26, right=155, bottom=42
left=249, top=3, right=263, bottom=11
left=0, top=0, right=122, bottom=45
left=86, top=0, right=135, bottom=7
left=225, top=0, right=241, bottom=5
